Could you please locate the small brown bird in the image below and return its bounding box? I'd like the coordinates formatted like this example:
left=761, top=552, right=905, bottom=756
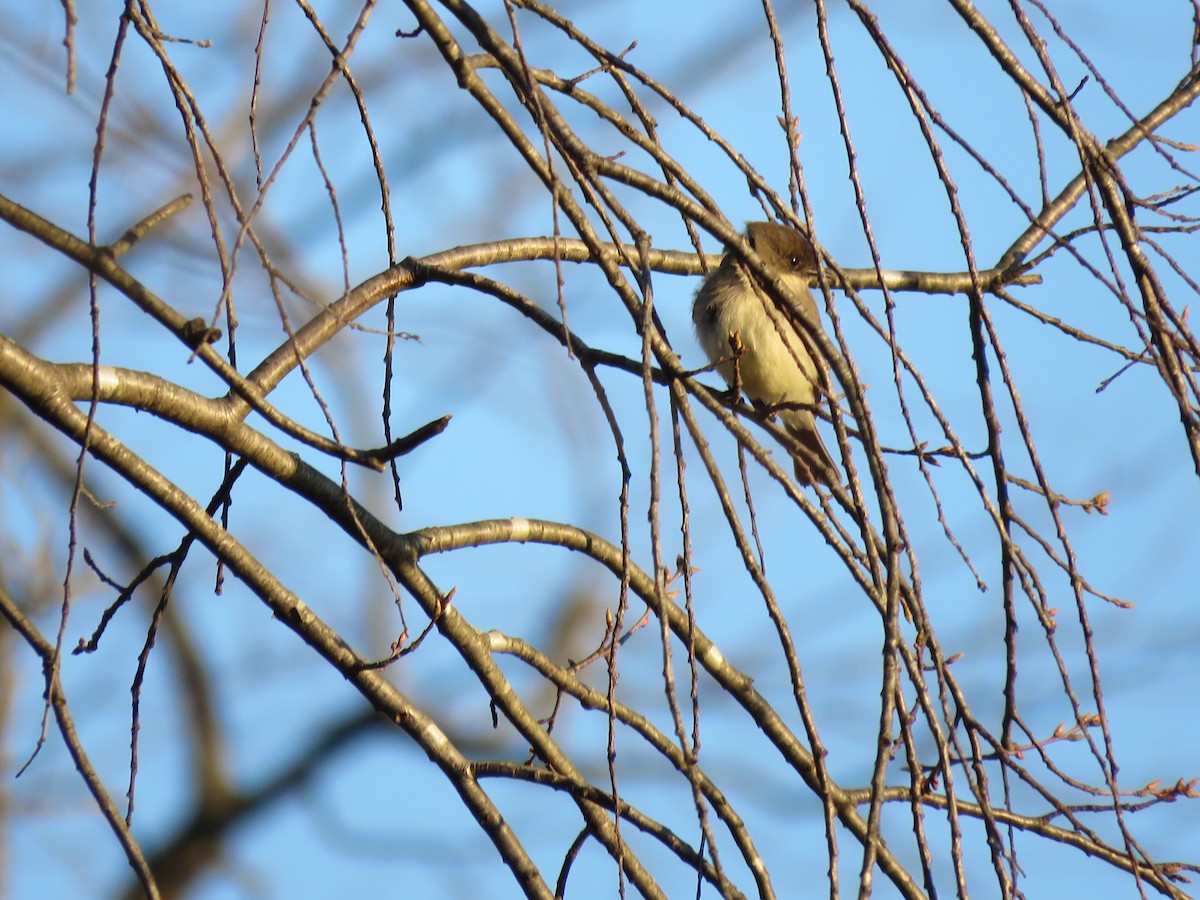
left=692, top=221, right=838, bottom=486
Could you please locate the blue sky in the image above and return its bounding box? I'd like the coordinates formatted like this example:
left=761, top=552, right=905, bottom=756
left=2, top=1, right=1199, bottom=897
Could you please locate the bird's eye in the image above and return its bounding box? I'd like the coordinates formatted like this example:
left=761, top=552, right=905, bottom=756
left=790, top=255, right=801, bottom=267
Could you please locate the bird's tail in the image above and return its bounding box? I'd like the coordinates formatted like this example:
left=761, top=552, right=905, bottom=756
left=783, top=413, right=838, bottom=487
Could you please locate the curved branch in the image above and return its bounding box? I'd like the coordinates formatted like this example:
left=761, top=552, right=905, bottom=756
left=0, top=587, right=161, bottom=900
left=0, top=335, right=555, bottom=900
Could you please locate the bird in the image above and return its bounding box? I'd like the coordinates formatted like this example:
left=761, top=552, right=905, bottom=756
left=691, top=220, right=838, bottom=486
